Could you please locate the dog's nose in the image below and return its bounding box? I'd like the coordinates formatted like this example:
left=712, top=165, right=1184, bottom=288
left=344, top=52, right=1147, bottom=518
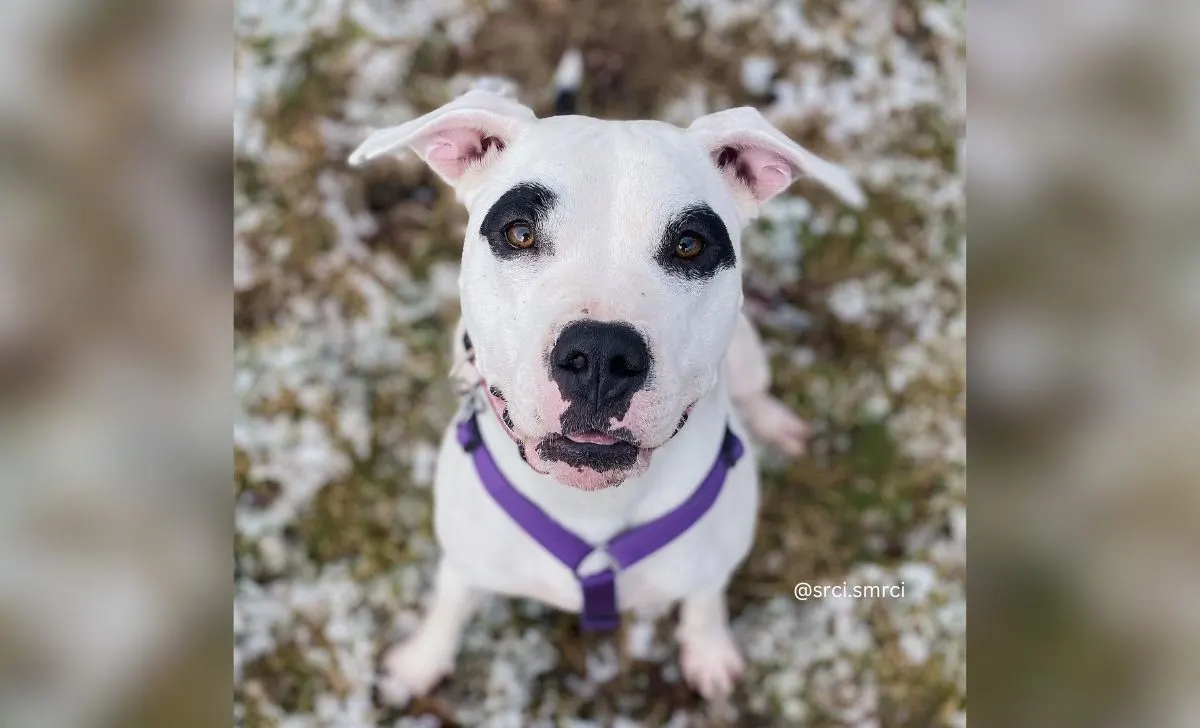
left=551, top=321, right=650, bottom=413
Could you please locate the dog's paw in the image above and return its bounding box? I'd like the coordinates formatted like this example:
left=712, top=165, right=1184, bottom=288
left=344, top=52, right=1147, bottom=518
left=737, top=394, right=810, bottom=457
left=376, top=631, right=454, bottom=706
left=677, top=626, right=745, bottom=701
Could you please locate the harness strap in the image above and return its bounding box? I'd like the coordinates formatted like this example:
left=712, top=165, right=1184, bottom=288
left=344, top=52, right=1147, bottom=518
left=456, top=413, right=744, bottom=631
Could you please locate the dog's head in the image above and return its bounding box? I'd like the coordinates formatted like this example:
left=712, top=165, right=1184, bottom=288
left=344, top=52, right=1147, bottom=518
left=351, top=90, right=862, bottom=489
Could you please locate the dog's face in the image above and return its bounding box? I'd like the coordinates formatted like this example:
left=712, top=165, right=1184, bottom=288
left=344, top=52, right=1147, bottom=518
left=350, top=91, right=862, bottom=489
left=459, top=118, right=744, bottom=488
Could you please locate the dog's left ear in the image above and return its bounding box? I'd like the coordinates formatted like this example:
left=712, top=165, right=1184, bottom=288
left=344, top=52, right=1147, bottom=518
left=687, top=107, right=865, bottom=211
left=348, top=90, right=536, bottom=189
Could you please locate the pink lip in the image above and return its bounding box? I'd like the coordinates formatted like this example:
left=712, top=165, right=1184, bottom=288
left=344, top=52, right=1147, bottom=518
left=565, top=431, right=620, bottom=446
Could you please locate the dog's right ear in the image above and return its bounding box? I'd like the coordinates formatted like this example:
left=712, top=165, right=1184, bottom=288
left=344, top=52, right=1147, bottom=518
left=687, top=106, right=865, bottom=213
left=347, top=90, right=537, bottom=189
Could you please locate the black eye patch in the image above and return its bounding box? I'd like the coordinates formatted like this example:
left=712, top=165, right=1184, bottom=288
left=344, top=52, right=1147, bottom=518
left=655, top=203, right=735, bottom=280
left=479, top=182, right=558, bottom=259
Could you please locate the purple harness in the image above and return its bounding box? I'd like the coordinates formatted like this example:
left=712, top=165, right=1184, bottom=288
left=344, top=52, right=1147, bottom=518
left=456, top=413, right=745, bottom=631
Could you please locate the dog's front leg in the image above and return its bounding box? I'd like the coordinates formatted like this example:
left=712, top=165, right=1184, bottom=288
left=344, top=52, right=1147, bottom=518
left=726, top=310, right=810, bottom=456
left=378, top=559, right=479, bottom=704
left=675, top=587, right=745, bottom=700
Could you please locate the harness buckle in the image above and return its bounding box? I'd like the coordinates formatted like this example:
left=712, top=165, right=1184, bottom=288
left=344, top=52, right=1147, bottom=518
left=576, top=541, right=620, bottom=575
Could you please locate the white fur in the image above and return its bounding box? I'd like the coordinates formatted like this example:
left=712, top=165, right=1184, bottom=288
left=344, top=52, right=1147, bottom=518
left=349, top=90, right=862, bottom=701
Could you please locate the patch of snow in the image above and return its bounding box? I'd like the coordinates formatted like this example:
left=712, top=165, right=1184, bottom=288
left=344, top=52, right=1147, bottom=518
left=741, top=55, right=777, bottom=96
left=828, top=278, right=871, bottom=324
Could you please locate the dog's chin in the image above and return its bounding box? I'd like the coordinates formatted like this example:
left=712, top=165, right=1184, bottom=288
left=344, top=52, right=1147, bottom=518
left=545, top=459, right=650, bottom=491
left=522, top=434, right=653, bottom=491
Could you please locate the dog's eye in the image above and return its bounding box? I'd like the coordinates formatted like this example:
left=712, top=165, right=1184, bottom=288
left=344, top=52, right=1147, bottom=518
left=675, top=233, right=705, bottom=259
left=504, top=221, right=536, bottom=249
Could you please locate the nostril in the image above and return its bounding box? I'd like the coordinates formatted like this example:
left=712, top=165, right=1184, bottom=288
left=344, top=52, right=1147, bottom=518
left=560, top=351, right=588, bottom=373
left=609, top=354, right=646, bottom=377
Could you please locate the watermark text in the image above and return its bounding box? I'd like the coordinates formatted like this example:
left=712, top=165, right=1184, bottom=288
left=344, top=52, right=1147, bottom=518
left=793, top=581, right=905, bottom=601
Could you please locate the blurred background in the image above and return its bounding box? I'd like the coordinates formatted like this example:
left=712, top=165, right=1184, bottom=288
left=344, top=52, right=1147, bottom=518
left=1, top=0, right=231, bottom=727
left=234, top=0, right=963, bottom=726
left=970, top=2, right=1200, bottom=727
left=13, top=0, right=1200, bottom=726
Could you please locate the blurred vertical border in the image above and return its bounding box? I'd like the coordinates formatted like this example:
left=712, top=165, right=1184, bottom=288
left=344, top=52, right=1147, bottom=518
left=0, top=0, right=231, bottom=726
left=971, top=1, right=1200, bottom=726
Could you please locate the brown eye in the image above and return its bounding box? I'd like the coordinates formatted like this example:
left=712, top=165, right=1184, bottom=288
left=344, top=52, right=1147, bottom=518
left=675, top=233, right=704, bottom=259
left=504, top=221, right=536, bottom=249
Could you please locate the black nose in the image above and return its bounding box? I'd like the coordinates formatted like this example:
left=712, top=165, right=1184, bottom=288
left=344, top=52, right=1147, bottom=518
left=550, top=321, right=651, bottom=417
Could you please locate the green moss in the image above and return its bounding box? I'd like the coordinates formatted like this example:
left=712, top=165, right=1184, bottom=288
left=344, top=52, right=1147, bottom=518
left=270, top=21, right=359, bottom=142
left=330, top=275, right=369, bottom=320
left=240, top=697, right=277, bottom=728
left=239, top=479, right=284, bottom=511
left=235, top=158, right=267, bottom=203
left=241, top=640, right=331, bottom=715
left=235, top=447, right=284, bottom=512
left=288, top=458, right=427, bottom=579
left=282, top=213, right=336, bottom=274
left=244, top=35, right=276, bottom=59
left=254, top=388, right=305, bottom=420
left=731, top=409, right=943, bottom=604
left=235, top=446, right=252, bottom=481
left=235, top=532, right=264, bottom=583
left=408, top=32, right=459, bottom=81
left=848, top=420, right=898, bottom=481
left=903, top=104, right=962, bottom=174
left=874, top=635, right=960, bottom=728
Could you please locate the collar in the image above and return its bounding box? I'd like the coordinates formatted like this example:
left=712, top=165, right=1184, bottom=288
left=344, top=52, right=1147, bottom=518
left=456, top=411, right=744, bottom=631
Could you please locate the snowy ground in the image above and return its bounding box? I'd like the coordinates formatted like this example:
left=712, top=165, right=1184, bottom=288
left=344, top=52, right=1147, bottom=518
left=234, top=0, right=965, bottom=725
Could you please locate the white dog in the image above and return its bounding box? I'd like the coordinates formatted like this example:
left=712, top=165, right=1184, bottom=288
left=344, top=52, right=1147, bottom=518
left=349, top=53, right=863, bottom=703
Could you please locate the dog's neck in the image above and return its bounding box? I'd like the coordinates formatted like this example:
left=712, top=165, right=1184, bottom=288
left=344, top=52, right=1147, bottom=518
left=473, top=375, right=737, bottom=544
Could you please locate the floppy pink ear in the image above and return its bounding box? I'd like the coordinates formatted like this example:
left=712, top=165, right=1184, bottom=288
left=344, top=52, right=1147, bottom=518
left=348, top=90, right=537, bottom=187
left=687, top=107, right=865, bottom=210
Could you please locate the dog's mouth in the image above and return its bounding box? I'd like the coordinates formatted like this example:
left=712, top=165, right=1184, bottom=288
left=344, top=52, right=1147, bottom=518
left=564, top=431, right=620, bottom=446
left=481, top=380, right=698, bottom=489
left=484, top=388, right=642, bottom=476
left=537, top=432, right=641, bottom=471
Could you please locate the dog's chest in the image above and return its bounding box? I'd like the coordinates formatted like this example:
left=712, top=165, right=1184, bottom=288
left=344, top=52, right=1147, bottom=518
left=429, top=425, right=758, bottom=613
